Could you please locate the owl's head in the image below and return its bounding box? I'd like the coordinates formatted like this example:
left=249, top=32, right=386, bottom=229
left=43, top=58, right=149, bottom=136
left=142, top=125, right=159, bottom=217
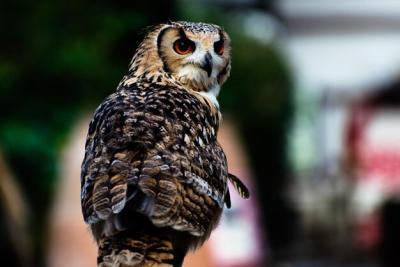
left=126, top=21, right=231, bottom=102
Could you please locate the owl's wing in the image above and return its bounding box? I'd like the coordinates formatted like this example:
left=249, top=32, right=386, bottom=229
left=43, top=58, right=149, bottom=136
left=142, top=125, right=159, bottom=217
left=81, top=91, right=167, bottom=224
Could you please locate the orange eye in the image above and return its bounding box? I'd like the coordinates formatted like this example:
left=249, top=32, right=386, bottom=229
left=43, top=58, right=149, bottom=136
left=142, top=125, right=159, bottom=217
left=173, top=38, right=195, bottom=55
left=214, top=40, right=224, bottom=55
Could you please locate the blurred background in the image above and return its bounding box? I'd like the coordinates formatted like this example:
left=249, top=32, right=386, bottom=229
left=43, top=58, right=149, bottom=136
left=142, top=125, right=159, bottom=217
left=2, top=0, right=400, bottom=266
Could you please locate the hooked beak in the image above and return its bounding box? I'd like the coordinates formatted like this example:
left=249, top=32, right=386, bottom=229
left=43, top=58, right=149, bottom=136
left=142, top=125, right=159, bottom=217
left=201, top=52, right=212, bottom=77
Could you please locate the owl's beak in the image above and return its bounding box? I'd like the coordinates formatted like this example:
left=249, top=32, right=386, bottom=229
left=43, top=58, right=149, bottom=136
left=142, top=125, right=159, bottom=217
left=201, top=52, right=212, bottom=77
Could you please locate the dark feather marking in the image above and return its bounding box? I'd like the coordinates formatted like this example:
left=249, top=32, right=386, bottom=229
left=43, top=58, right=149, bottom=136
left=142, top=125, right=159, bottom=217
left=225, top=188, right=231, bottom=209
left=178, top=28, right=187, bottom=39
left=228, top=173, right=250, bottom=199
left=157, top=26, right=173, bottom=73
left=218, top=28, right=224, bottom=42
left=217, top=62, right=229, bottom=84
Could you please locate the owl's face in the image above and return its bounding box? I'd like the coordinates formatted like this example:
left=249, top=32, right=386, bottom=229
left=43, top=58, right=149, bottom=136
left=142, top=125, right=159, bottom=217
left=156, top=22, right=231, bottom=95
left=125, top=22, right=231, bottom=105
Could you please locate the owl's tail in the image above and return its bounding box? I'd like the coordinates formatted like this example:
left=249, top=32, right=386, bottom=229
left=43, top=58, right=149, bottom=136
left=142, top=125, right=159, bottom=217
left=97, top=230, right=178, bottom=267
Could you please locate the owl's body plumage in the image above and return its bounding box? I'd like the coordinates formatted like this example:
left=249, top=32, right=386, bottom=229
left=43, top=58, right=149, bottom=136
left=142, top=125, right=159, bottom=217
left=81, top=21, right=248, bottom=267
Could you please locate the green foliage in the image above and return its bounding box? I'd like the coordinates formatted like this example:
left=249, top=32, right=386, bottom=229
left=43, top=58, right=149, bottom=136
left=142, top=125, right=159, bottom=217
left=222, top=37, right=292, bottom=121
left=0, top=1, right=144, bottom=212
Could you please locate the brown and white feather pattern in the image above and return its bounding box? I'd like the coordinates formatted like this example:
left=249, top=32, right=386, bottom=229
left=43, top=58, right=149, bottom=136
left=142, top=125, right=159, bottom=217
left=81, top=21, right=248, bottom=267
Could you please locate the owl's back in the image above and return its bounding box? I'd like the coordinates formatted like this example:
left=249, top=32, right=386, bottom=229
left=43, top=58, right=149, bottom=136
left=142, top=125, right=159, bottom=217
left=81, top=83, right=229, bottom=266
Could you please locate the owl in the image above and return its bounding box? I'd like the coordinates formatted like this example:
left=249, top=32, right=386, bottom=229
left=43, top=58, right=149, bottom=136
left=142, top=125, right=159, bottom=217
left=81, top=21, right=249, bottom=267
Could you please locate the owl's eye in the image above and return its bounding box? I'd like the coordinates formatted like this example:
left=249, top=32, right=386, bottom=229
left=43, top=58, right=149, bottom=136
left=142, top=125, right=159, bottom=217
left=214, top=40, right=224, bottom=55
left=173, top=39, right=195, bottom=55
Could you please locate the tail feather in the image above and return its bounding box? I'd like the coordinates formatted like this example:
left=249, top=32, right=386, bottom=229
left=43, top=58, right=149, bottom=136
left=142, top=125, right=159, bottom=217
left=98, top=231, right=176, bottom=267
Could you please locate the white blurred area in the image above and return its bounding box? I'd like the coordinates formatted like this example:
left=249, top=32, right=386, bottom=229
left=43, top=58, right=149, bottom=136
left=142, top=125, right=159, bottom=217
left=280, top=0, right=400, bottom=164
left=277, top=0, right=400, bottom=258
